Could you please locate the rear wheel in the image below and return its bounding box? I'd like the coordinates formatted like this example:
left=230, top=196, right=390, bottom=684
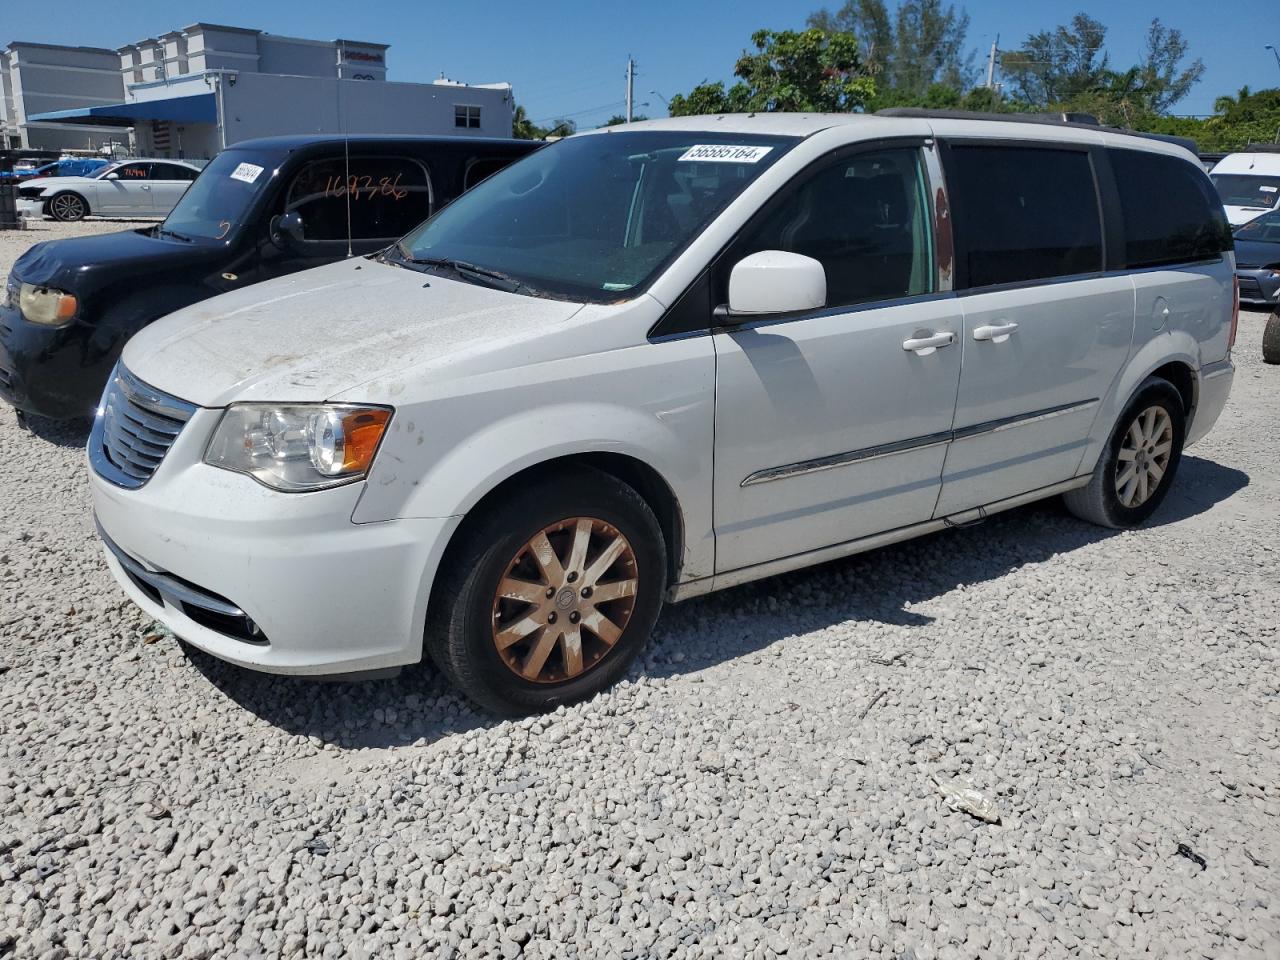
left=48, top=192, right=87, bottom=222
left=1064, top=377, right=1185, bottom=528
left=1263, top=311, right=1280, bottom=365
left=426, top=468, right=666, bottom=715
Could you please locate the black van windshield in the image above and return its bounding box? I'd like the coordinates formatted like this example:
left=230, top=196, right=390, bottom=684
left=162, top=149, right=284, bottom=241
left=394, top=131, right=797, bottom=302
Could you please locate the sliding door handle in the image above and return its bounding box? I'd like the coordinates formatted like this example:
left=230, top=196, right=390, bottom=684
left=973, top=321, right=1019, bottom=343
left=901, top=331, right=955, bottom=356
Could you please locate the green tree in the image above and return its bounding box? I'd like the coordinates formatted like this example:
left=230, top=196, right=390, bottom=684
left=1135, top=18, right=1203, bottom=114
left=603, top=114, right=650, bottom=126
left=1002, top=13, right=1109, bottom=108
left=511, top=103, right=543, bottom=140
left=668, top=81, right=750, bottom=117
left=809, top=0, right=973, bottom=98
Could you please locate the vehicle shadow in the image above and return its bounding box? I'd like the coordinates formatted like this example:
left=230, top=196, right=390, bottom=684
left=15, top=412, right=91, bottom=449
left=184, top=455, right=1247, bottom=744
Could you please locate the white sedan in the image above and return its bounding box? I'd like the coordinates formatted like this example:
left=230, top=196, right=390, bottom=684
left=17, top=160, right=202, bottom=221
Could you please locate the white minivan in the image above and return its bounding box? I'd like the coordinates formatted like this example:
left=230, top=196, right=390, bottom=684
left=89, top=113, right=1237, bottom=713
left=1209, top=149, right=1280, bottom=226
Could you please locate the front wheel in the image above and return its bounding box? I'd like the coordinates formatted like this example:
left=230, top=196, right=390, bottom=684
left=1064, top=377, right=1186, bottom=528
left=48, top=192, right=87, bottom=222
left=426, top=468, right=666, bottom=715
left=1263, top=311, right=1280, bottom=365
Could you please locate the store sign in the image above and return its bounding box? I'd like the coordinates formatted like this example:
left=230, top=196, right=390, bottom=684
left=343, top=49, right=385, bottom=65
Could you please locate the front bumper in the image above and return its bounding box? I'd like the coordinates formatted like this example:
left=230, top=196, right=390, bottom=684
left=89, top=406, right=460, bottom=675
left=0, top=300, right=119, bottom=419
left=16, top=198, right=44, bottom=220
left=1236, top=268, right=1280, bottom=306
left=1186, top=358, right=1234, bottom=448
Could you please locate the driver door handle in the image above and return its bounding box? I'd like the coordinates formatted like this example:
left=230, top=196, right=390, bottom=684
left=901, top=331, right=955, bottom=356
left=973, top=321, right=1019, bottom=343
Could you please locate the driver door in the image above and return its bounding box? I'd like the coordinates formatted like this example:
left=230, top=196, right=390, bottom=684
left=712, top=144, right=962, bottom=573
left=99, top=162, right=154, bottom=215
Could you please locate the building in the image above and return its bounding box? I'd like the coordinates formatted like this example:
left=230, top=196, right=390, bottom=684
left=1, top=24, right=513, bottom=157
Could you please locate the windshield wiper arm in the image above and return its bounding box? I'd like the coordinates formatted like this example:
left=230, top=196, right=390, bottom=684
left=157, top=226, right=193, bottom=242
left=401, top=255, right=526, bottom=293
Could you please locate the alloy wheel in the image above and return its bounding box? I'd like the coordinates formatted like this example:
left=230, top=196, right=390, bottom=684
left=491, top=517, right=639, bottom=684
left=52, top=194, right=84, bottom=221
left=1115, top=405, right=1174, bottom=508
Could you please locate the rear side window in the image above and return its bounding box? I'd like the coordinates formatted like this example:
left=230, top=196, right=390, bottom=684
left=152, top=163, right=197, bottom=181
left=946, top=145, right=1103, bottom=288
left=285, top=157, right=433, bottom=242
left=1112, top=150, right=1232, bottom=268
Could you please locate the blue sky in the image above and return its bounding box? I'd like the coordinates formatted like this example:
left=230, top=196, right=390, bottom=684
left=8, top=0, right=1279, bottom=128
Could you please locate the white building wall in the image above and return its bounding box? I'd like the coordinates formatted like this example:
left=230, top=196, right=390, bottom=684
left=3, top=43, right=124, bottom=149
left=220, top=74, right=512, bottom=143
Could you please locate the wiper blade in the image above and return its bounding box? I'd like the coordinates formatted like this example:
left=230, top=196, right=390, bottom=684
left=402, top=255, right=526, bottom=293
left=156, top=226, right=193, bottom=242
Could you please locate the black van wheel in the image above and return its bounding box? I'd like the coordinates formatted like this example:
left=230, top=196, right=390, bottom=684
left=1263, top=311, right=1280, bottom=365
left=426, top=468, right=666, bottom=715
left=1063, top=377, right=1186, bottom=529
left=49, top=192, right=88, bottom=222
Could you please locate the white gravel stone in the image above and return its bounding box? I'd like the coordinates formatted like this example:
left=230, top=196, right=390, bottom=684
left=2, top=221, right=1279, bottom=958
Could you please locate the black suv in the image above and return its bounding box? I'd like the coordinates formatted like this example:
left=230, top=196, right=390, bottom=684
left=1, top=134, right=539, bottom=419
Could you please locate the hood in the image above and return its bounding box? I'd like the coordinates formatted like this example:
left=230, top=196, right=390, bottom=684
left=122, top=257, right=586, bottom=407
left=1232, top=237, right=1280, bottom=269
left=12, top=227, right=210, bottom=290
left=20, top=175, right=97, bottom=192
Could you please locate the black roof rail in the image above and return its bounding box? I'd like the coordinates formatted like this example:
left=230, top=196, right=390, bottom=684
left=875, top=107, right=1198, bottom=156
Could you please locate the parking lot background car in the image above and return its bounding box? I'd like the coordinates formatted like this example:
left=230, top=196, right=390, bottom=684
left=0, top=156, right=108, bottom=182
left=16, top=158, right=204, bottom=222
left=1, top=135, right=538, bottom=420
left=89, top=113, right=1235, bottom=713
left=1233, top=207, right=1280, bottom=307
left=1210, top=148, right=1280, bottom=226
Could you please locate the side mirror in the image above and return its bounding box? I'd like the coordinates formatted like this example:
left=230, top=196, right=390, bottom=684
left=724, top=250, right=826, bottom=318
left=106, top=172, right=119, bottom=180
left=270, top=211, right=305, bottom=249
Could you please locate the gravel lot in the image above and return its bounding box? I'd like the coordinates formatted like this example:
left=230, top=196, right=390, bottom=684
left=2, top=220, right=1279, bottom=959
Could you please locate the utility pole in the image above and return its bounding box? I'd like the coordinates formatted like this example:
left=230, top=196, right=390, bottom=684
left=985, top=34, right=1000, bottom=90
left=625, top=56, right=635, bottom=123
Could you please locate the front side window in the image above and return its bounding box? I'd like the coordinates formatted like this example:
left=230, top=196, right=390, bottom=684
left=396, top=131, right=797, bottom=302
left=285, top=157, right=433, bottom=241
left=455, top=105, right=481, bottom=129
left=730, top=147, right=935, bottom=308
left=1211, top=173, right=1280, bottom=210
left=947, top=145, right=1102, bottom=288
left=111, top=162, right=151, bottom=181
left=1112, top=149, right=1232, bottom=269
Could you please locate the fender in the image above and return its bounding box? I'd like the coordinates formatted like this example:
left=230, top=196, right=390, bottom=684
left=350, top=336, right=717, bottom=583
left=1075, top=329, right=1202, bottom=475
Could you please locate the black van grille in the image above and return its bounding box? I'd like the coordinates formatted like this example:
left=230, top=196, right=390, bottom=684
left=90, top=365, right=196, bottom=488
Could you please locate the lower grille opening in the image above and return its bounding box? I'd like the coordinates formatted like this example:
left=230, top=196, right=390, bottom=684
left=180, top=603, right=269, bottom=646
left=123, top=567, right=163, bottom=606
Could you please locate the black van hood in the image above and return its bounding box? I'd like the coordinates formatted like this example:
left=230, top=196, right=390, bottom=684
left=1233, top=237, right=1280, bottom=269
left=11, top=228, right=217, bottom=290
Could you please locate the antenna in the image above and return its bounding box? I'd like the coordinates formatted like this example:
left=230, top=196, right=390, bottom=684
left=338, top=41, right=353, bottom=258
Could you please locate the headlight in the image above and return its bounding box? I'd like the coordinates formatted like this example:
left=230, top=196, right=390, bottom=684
left=204, top=404, right=393, bottom=492
left=18, top=283, right=77, bottom=326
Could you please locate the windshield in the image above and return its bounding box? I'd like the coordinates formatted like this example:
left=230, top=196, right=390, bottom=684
left=1235, top=208, right=1280, bottom=243
left=161, top=149, right=284, bottom=241
left=91, top=162, right=125, bottom=180
left=396, top=131, right=797, bottom=301
left=1212, top=173, right=1280, bottom=209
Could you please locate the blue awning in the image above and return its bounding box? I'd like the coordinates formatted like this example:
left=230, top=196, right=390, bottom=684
left=29, top=93, right=217, bottom=127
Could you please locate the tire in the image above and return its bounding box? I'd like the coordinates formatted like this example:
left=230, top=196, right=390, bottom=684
left=1264, top=311, right=1280, bottom=365
left=1063, top=376, right=1186, bottom=528
left=48, top=192, right=87, bottom=222
left=426, top=468, right=666, bottom=715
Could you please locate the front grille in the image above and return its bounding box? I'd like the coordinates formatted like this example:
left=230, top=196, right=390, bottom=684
left=90, top=365, right=196, bottom=489
left=1239, top=277, right=1263, bottom=295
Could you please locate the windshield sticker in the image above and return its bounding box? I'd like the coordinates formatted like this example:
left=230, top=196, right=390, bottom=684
left=601, top=282, right=631, bottom=291
left=230, top=162, right=264, bottom=184
left=678, top=144, right=773, bottom=164
left=1261, top=185, right=1278, bottom=193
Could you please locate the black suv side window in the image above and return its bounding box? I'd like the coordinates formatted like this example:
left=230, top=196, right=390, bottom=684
left=1109, top=148, right=1232, bottom=269
left=946, top=145, right=1103, bottom=288
left=285, top=157, right=433, bottom=242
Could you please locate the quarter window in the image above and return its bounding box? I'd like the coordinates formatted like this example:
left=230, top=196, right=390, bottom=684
left=455, top=105, right=481, bottom=129
left=732, top=147, right=935, bottom=308
left=1112, top=149, right=1232, bottom=269
left=947, top=145, right=1103, bottom=288
left=284, top=157, right=433, bottom=242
